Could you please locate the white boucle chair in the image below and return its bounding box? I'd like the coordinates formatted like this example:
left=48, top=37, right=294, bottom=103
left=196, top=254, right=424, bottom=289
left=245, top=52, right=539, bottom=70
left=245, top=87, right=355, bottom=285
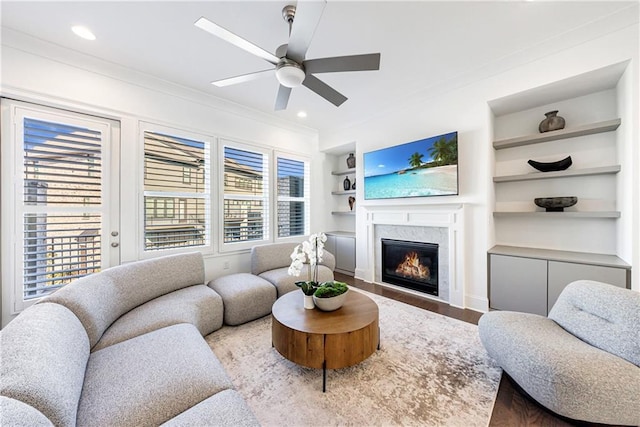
left=479, top=280, right=640, bottom=426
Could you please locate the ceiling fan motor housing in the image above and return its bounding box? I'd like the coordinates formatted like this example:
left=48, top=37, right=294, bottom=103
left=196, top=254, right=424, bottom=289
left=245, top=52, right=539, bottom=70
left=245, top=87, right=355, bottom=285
left=276, top=59, right=305, bottom=88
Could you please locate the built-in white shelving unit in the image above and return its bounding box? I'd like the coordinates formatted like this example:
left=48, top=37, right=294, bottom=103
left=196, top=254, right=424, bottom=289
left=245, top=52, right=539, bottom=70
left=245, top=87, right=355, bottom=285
left=487, top=64, right=632, bottom=315
left=330, top=166, right=356, bottom=216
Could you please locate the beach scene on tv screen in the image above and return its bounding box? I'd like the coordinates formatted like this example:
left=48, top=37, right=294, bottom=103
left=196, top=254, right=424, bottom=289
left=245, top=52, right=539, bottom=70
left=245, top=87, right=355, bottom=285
left=364, top=131, right=458, bottom=199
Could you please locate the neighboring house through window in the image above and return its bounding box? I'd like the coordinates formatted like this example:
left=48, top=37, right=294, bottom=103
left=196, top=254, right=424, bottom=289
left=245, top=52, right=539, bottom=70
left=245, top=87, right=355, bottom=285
left=222, top=143, right=269, bottom=248
left=277, top=155, right=310, bottom=237
left=143, top=127, right=210, bottom=251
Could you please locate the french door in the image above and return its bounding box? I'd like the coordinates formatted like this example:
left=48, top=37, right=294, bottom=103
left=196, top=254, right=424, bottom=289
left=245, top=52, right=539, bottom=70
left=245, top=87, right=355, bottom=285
left=1, top=100, right=120, bottom=316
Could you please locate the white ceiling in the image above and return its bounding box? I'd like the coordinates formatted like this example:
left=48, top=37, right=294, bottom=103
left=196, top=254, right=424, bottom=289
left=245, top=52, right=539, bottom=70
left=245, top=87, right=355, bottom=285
left=1, top=1, right=636, bottom=134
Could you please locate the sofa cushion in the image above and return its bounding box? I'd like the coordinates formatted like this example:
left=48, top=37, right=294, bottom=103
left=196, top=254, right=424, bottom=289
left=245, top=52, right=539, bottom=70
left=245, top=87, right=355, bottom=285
left=0, top=302, right=89, bottom=427
left=251, top=242, right=336, bottom=275
left=548, top=280, right=640, bottom=367
left=46, top=252, right=205, bottom=348
left=479, top=311, right=640, bottom=425
left=161, top=390, right=259, bottom=427
left=77, top=323, right=233, bottom=426
left=93, top=285, right=223, bottom=351
left=0, top=395, right=54, bottom=426
left=259, top=265, right=334, bottom=297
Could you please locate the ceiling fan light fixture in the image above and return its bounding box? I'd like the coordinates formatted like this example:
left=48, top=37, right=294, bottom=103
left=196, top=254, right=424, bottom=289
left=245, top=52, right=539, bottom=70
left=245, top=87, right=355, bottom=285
left=71, top=25, right=96, bottom=41
left=276, top=60, right=305, bottom=88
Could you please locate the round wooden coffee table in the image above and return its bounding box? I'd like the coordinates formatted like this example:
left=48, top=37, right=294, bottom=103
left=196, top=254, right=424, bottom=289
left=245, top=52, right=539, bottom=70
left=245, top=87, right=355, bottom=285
left=271, top=290, right=379, bottom=392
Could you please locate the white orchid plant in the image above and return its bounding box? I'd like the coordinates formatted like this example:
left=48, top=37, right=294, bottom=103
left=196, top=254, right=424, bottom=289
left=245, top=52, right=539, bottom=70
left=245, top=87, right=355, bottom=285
left=288, top=232, right=327, bottom=295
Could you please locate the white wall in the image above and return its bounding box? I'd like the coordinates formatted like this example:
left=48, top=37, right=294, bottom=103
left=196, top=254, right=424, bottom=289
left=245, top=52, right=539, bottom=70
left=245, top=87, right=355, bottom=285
left=320, top=24, right=639, bottom=311
left=0, top=31, right=334, bottom=325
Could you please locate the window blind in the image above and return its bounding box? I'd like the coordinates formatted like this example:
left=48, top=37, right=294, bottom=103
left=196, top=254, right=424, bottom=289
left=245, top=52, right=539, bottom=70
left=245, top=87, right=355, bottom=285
left=223, top=146, right=269, bottom=243
left=143, top=130, right=209, bottom=251
left=276, top=156, right=309, bottom=237
left=21, top=117, right=104, bottom=300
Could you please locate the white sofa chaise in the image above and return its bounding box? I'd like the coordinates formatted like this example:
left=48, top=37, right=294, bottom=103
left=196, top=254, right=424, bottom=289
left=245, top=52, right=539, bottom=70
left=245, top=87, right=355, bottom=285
left=0, top=252, right=259, bottom=426
left=479, top=280, right=640, bottom=426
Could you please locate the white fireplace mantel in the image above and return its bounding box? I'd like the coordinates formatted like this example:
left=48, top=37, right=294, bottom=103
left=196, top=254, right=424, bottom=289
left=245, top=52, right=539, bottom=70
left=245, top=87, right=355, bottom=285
left=361, top=203, right=466, bottom=308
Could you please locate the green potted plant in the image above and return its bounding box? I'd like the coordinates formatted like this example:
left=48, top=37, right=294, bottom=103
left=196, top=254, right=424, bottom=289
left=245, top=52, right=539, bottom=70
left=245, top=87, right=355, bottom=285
left=313, top=281, right=349, bottom=311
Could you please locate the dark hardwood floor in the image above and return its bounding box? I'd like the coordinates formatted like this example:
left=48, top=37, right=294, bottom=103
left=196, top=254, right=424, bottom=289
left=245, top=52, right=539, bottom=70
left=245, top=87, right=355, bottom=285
left=335, top=273, right=603, bottom=427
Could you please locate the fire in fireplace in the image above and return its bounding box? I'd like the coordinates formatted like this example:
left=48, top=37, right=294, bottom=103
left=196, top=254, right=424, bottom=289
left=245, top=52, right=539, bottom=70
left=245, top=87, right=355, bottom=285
left=381, top=239, right=438, bottom=296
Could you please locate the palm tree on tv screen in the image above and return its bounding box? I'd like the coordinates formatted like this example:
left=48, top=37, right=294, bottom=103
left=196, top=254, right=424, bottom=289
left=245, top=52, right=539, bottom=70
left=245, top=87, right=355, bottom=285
left=408, top=152, right=424, bottom=168
left=428, top=135, right=457, bottom=166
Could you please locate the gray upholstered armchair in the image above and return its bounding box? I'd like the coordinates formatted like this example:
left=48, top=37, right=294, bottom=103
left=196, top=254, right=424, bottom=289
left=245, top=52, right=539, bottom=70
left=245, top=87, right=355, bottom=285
left=250, top=242, right=336, bottom=297
left=478, top=280, right=640, bottom=426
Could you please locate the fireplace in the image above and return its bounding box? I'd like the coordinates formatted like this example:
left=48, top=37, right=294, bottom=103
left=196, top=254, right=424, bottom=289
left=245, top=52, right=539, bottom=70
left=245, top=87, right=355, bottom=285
left=381, top=239, right=438, bottom=296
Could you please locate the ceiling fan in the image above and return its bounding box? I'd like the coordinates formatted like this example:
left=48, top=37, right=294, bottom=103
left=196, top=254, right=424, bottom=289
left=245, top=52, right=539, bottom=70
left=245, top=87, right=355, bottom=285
left=195, top=1, right=381, bottom=111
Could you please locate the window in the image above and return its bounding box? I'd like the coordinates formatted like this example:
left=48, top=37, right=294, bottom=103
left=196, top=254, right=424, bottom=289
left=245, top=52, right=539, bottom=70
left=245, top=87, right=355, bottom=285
left=222, top=143, right=269, bottom=246
left=277, top=155, right=310, bottom=237
left=1, top=101, right=118, bottom=310
left=143, top=129, right=210, bottom=251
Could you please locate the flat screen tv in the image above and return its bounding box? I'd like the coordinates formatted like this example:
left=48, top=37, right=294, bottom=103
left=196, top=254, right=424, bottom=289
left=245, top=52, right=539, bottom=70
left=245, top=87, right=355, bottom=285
left=363, top=131, right=458, bottom=200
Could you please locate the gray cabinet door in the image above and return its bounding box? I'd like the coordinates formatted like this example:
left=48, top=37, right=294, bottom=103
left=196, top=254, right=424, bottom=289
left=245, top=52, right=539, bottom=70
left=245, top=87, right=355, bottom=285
left=490, top=254, right=547, bottom=315
left=547, top=261, right=628, bottom=312
left=335, top=236, right=356, bottom=274
left=325, top=235, right=337, bottom=258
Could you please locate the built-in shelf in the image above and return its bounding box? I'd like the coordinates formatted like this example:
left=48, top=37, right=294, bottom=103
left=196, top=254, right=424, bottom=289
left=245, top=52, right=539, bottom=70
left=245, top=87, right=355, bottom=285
left=493, top=118, right=621, bottom=149
left=331, top=211, right=355, bottom=216
left=326, top=230, right=356, bottom=237
left=493, top=165, right=621, bottom=183
left=488, top=245, right=630, bottom=269
left=331, top=190, right=356, bottom=195
left=331, top=168, right=356, bottom=177
left=493, top=211, right=620, bottom=218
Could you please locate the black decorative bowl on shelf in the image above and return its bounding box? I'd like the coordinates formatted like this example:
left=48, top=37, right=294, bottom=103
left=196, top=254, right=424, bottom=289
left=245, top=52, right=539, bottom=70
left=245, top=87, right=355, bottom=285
left=528, top=156, right=572, bottom=172
left=534, top=196, right=578, bottom=212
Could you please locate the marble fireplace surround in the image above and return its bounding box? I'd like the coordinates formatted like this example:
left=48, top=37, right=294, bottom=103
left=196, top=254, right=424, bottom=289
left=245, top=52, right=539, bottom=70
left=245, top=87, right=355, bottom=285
left=362, top=204, right=465, bottom=307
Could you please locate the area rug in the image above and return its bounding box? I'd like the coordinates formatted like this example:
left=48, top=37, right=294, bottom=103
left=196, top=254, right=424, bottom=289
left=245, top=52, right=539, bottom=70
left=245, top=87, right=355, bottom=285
left=205, top=290, right=501, bottom=426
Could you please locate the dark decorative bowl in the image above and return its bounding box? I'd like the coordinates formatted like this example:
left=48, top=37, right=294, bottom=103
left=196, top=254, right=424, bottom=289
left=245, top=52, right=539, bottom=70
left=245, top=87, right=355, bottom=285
left=534, top=196, right=578, bottom=212
left=528, top=156, right=572, bottom=172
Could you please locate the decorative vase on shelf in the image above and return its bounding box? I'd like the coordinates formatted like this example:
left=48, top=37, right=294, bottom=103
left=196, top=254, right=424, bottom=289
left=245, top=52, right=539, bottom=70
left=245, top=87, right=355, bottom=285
left=351, top=179, right=356, bottom=190
left=346, top=153, right=356, bottom=169
left=304, top=295, right=315, bottom=309
left=348, top=196, right=355, bottom=211
left=538, top=110, right=566, bottom=133
left=343, top=176, right=351, bottom=191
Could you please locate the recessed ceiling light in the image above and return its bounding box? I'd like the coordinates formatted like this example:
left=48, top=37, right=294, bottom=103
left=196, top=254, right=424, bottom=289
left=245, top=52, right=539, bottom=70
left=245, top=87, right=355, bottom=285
left=71, top=25, right=96, bottom=41
left=297, top=111, right=307, bottom=118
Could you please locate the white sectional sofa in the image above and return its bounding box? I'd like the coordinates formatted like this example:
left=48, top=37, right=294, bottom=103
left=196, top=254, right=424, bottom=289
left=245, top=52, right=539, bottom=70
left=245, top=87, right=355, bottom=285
left=0, top=252, right=259, bottom=426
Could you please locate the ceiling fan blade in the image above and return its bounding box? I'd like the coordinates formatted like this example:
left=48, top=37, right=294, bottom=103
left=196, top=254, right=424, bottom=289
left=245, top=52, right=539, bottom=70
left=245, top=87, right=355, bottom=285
left=302, top=74, right=347, bottom=107
left=275, top=85, right=292, bottom=111
left=303, top=53, right=381, bottom=74
left=211, top=69, right=274, bottom=87
left=286, top=0, right=327, bottom=63
left=195, top=17, right=279, bottom=65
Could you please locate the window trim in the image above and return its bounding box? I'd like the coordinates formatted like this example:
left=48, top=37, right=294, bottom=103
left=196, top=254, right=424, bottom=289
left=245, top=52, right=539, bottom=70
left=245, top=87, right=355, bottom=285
left=139, top=122, right=214, bottom=258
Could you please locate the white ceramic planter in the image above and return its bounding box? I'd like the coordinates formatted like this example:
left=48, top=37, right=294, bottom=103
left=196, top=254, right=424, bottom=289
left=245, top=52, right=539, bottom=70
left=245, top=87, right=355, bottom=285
left=313, top=289, right=349, bottom=311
